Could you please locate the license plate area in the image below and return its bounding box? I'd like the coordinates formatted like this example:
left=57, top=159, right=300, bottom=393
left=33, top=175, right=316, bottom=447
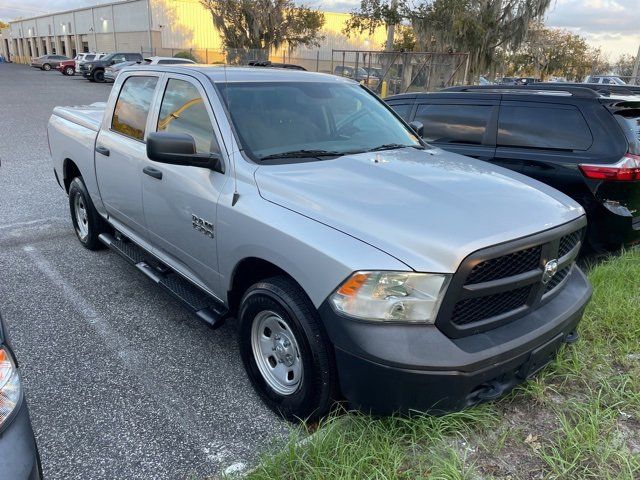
left=518, top=333, right=564, bottom=379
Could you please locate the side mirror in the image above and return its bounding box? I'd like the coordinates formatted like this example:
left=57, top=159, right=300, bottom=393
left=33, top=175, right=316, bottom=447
left=408, top=121, right=424, bottom=137
left=146, top=132, right=224, bottom=173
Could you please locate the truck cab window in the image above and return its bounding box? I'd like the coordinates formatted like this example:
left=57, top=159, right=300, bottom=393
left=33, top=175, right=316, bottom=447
left=111, top=76, right=158, bottom=141
left=157, top=79, right=219, bottom=154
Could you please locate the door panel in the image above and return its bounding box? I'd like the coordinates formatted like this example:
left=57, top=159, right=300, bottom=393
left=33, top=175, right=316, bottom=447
left=95, top=74, right=160, bottom=236
left=142, top=75, right=228, bottom=294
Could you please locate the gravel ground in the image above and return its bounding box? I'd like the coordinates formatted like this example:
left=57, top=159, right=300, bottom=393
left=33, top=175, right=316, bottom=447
left=0, top=63, right=288, bottom=479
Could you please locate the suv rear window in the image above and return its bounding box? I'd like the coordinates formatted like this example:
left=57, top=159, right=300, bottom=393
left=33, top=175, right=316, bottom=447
left=498, top=105, right=592, bottom=150
left=414, top=104, right=493, bottom=145
left=614, top=110, right=640, bottom=155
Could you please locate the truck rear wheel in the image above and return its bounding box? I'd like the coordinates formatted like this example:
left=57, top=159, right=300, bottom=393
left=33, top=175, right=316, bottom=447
left=68, top=177, right=109, bottom=250
left=238, top=276, right=337, bottom=422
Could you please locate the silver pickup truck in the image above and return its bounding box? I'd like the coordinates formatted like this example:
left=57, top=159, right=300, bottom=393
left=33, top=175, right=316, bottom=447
left=48, top=65, right=592, bottom=421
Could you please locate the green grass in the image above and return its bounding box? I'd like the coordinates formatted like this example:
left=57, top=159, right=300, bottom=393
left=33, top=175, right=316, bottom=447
left=240, top=249, right=640, bottom=480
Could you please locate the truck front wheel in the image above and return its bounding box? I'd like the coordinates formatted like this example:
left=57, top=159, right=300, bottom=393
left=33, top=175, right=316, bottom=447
left=93, top=69, right=105, bottom=83
left=68, top=177, right=109, bottom=250
left=238, top=276, right=337, bottom=422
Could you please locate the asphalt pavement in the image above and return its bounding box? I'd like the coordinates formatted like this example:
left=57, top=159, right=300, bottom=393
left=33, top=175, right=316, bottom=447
left=0, top=63, right=288, bottom=479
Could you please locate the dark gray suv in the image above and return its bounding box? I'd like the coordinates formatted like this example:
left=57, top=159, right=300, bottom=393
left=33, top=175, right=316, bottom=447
left=0, top=313, right=41, bottom=479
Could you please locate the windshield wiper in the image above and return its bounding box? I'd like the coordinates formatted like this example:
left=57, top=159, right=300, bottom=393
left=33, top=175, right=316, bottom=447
left=366, top=143, right=425, bottom=152
left=259, top=149, right=346, bottom=161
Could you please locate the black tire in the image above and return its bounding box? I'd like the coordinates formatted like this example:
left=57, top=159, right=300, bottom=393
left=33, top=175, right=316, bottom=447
left=42, top=63, right=51, bottom=71
left=68, top=177, right=109, bottom=250
left=238, top=276, right=337, bottom=422
left=64, top=66, right=75, bottom=76
left=93, top=69, right=105, bottom=83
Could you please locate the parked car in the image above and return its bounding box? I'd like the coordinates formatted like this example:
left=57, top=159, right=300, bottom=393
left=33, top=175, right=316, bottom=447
left=48, top=66, right=591, bottom=420
left=386, top=84, right=640, bottom=252
left=30, top=54, right=70, bottom=71
left=0, top=312, right=42, bottom=479
left=80, top=52, right=143, bottom=83
left=584, top=75, right=627, bottom=85
left=104, top=57, right=196, bottom=82
left=544, top=82, right=640, bottom=96
left=74, top=52, right=107, bottom=71
left=56, top=59, right=77, bottom=76
left=498, top=77, right=517, bottom=85
left=363, top=66, right=383, bottom=79
left=104, top=61, right=137, bottom=82
left=515, top=77, right=540, bottom=85
left=334, top=65, right=379, bottom=86
left=247, top=60, right=306, bottom=70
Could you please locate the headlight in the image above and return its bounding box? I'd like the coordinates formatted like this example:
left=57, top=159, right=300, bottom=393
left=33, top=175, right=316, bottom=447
left=0, top=347, right=21, bottom=428
left=330, top=271, right=451, bottom=323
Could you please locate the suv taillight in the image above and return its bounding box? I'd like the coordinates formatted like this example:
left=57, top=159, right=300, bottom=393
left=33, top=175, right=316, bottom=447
left=579, top=154, right=640, bottom=181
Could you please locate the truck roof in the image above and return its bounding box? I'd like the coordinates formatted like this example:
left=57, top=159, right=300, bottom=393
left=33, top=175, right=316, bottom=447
left=121, top=64, right=356, bottom=84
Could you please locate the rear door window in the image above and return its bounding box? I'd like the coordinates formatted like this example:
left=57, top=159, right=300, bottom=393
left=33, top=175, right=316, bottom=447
left=414, top=104, right=494, bottom=145
left=498, top=104, right=592, bottom=150
left=111, top=76, right=158, bottom=141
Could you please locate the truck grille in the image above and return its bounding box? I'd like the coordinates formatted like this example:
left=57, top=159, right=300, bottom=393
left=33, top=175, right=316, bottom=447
left=451, top=286, right=532, bottom=325
left=437, top=219, right=586, bottom=338
left=466, top=246, right=542, bottom=284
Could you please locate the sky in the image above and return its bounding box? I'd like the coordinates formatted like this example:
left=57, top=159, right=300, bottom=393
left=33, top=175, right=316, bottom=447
left=1, top=0, right=638, bottom=60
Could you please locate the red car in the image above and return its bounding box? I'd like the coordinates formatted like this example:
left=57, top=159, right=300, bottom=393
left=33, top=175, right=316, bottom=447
left=56, top=60, right=76, bottom=76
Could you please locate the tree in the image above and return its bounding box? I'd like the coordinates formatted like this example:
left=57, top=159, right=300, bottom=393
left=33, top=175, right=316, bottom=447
left=506, top=24, right=594, bottom=80
left=344, top=0, right=553, bottom=76
left=612, top=54, right=637, bottom=78
left=200, top=0, right=324, bottom=63
left=390, top=25, right=416, bottom=51
left=0, top=21, right=9, bottom=30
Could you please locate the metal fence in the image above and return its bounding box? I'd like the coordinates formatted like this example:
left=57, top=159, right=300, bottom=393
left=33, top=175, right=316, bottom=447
left=330, top=50, right=470, bottom=96
left=146, top=46, right=470, bottom=95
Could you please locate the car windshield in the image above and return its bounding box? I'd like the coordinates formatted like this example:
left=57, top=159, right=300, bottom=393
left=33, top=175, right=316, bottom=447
left=218, top=81, right=421, bottom=161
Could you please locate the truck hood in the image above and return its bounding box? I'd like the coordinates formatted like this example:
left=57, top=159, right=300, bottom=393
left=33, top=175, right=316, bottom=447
left=254, top=147, right=584, bottom=273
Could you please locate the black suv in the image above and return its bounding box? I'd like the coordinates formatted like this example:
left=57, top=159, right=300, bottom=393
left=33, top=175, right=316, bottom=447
left=81, top=52, right=143, bottom=83
left=386, top=85, right=640, bottom=252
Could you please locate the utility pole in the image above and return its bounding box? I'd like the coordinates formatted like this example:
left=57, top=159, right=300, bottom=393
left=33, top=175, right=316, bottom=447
left=631, top=42, right=640, bottom=85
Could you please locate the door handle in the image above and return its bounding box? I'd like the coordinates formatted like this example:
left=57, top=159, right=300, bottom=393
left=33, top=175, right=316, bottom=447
left=95, top=145, right=110, bottom=156
left=143, top=166, right=163, bottom=180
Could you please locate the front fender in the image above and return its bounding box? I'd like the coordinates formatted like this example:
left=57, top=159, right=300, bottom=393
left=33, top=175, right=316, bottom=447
left=217, top=186, right=409, bottom=308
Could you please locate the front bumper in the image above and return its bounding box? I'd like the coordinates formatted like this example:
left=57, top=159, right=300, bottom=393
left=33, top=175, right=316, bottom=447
left=0, top=400, right=42, bottom=480
left=320, top=267, right=592, bottom=415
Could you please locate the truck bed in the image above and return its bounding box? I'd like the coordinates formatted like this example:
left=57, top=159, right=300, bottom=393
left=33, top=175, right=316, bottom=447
left=48, top=102, right=106, bottom=205
left=52, top=102, right=106, bottom=132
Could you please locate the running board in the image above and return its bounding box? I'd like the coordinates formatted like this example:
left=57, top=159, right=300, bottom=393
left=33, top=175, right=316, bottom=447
left=99, top=233, right=227, bottom=329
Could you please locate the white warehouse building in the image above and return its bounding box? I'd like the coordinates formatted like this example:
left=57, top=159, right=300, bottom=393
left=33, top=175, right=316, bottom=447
left=0, top=0, right=387, bottom=69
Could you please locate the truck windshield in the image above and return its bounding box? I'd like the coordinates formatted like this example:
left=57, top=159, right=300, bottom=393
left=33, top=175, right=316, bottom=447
left=218, top=81, right=421, bottom=161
